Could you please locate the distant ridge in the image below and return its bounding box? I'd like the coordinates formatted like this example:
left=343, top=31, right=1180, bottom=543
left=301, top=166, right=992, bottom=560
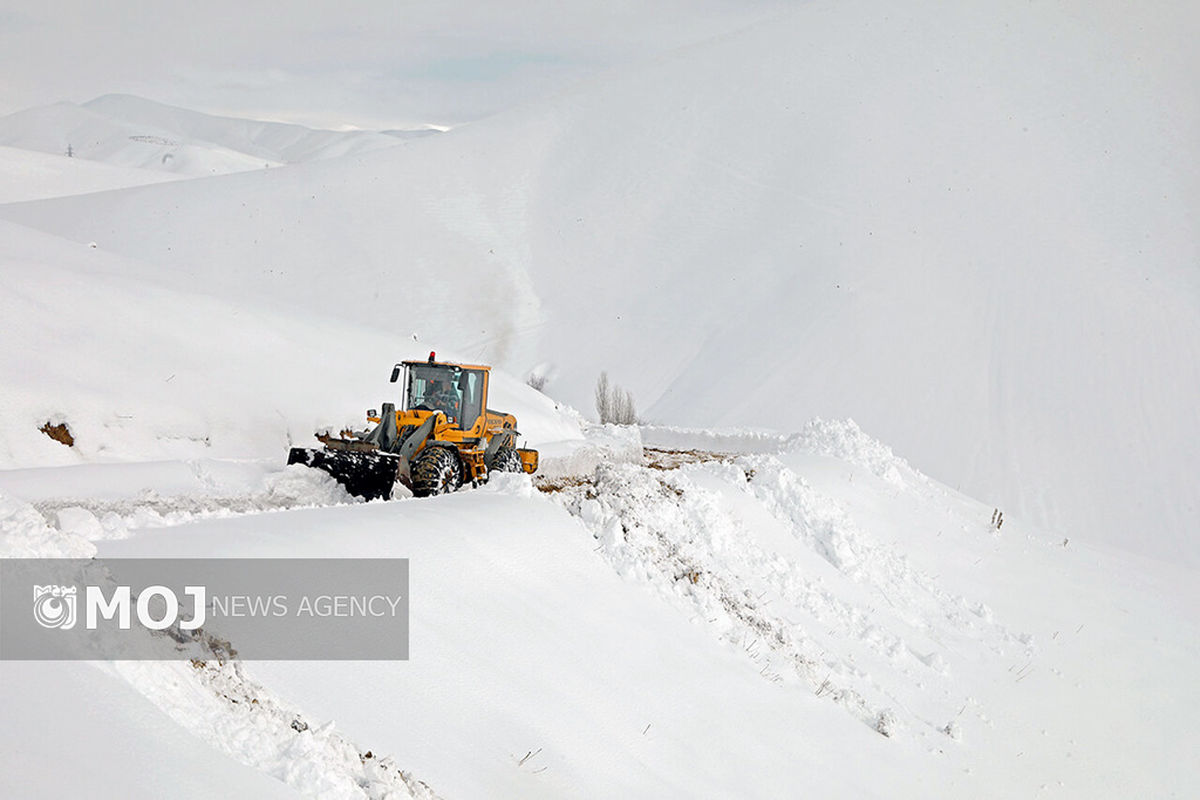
left=0, top=94, right=426, bottom=176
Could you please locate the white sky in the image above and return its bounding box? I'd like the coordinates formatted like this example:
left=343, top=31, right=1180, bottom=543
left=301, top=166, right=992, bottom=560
left=0, top=0, right=788, bottom=128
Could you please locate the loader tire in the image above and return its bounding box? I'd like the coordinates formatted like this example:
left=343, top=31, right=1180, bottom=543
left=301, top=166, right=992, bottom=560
left=411, top=446, right=463, bottom=497
left=492, top=447, right=523, bottom=473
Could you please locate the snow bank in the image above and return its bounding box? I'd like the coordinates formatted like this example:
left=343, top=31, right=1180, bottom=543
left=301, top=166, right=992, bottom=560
left=0, top=488, right=94, bottom=558
left=112, top=659, right=440, bottom=800
left=98, top=488, right=906, bottom=798
left=549, top=454, right=1027, bottom=739
left=27, top=465, right=358, bottom=541
left=0, top=660, right=299, bottom=799
left=535, top=422, right=643, bottom=481
left=639, top=424, right=788, bottom=454
left=784, top=418, right=918, bottom=488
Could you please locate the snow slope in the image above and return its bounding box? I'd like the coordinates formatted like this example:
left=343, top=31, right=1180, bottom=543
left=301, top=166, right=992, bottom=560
left=1, top=0, right=1194, bottom=566
left=0, top=660, right=298, bottom=800
left=0, top=144, right=179, bottom=202
left=0, top=219, right=580, bottom=468
left=0, top=94, right=410, bottom=176
left=2, top=424, right=1195, bottom=797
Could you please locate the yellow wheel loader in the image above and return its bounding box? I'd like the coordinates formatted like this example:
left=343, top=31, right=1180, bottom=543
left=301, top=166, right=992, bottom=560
left=288, top=353, right=538, bottom=500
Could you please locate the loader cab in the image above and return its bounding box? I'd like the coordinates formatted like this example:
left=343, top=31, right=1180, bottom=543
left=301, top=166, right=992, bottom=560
left=395, top=360, right=488, bottom=433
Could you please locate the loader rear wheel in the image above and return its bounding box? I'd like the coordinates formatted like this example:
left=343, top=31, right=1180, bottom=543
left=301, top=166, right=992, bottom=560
left=491, top=447, right=523, bottom=474
left=411, top=446, right=463, bottom=497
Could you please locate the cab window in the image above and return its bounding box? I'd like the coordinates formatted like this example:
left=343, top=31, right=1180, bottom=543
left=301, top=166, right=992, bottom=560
left=459, top=370, right=485, bottom=429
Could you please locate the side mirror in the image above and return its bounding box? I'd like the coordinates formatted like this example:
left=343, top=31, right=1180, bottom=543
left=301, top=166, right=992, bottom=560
left=368, top=408, right=378, bottom=419
left=389, top=365, right=401, bottom=383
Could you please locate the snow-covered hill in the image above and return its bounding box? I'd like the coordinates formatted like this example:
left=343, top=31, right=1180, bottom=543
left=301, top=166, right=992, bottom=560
left=0, top=218, right=580, bottom=468
left=1, top=1, right=1196, bottom=566
left=0, top=94, right=415, bottom=176
left=1, top=1, right=1198, bottom=796
left=0, top=144, right=179, bottom=202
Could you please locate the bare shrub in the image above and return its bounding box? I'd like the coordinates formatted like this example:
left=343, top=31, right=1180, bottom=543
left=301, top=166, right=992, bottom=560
left=595, top=371, right=637, bottom=425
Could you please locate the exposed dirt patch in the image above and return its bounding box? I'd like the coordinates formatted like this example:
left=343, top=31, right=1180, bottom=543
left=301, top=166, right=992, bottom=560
left=534, top=475, right=597, bottom=496
left=39, top=421, right=75, bottom=447
left=536, top=448, right=732, bottom=494
left=643, top=447, right=732, bottom=470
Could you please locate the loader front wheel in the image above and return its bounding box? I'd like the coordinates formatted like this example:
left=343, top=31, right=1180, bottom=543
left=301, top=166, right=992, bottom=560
left=491, top=447, right=523, bottom=474
left=411, top=446, right=463, bottom=497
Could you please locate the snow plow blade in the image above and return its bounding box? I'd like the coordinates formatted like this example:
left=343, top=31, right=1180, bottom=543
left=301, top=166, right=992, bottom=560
left=287, top=446, right=401, bottom=502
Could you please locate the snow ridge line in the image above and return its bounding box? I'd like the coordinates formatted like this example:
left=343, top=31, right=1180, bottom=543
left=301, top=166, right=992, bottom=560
left=639, top=418, right=921, bottom=489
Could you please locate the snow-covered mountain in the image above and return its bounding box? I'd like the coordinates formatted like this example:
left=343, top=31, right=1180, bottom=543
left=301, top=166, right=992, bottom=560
left=1, top=0, right=1198, bottom=797
left=1, top=1, right=1196, bottom=566
left=0, top=94, right=419, bottom=176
